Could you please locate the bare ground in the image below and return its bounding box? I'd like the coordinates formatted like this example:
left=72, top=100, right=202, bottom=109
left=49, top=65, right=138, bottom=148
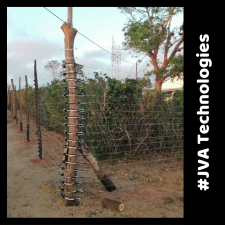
left=7, top=110, right=183, bottom=218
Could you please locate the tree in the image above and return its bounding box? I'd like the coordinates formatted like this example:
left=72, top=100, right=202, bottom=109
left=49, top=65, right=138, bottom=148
left=44, top=60, right=61, bottom=84
left=119, top=7, right=184, bottom=97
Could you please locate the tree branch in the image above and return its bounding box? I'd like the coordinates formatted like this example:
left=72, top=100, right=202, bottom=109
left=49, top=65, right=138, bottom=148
left=162, top=7, right=174, bottom=28
left=160, top=71, right=181, bottom=82
left=118, top=7, right=141, bottom=25
left=169, top=32, right=184, bottom=60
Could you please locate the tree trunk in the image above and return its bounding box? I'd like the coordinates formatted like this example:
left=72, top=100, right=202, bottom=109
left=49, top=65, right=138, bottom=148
left=154, top=79, right=162, bottom=98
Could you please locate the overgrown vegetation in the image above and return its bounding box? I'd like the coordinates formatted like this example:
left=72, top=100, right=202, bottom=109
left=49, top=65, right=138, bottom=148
left=17, top=72, right=183, bottom=161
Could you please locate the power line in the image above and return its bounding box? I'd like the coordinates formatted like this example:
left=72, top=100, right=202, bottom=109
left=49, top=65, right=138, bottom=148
left=77, top=32, right=135, bottom=65
left=43, top=7, right=135, bottom=65
left=43, top=7, right=65, bottom=23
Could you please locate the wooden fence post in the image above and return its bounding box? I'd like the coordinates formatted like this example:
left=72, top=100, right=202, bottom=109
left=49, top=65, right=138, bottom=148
left=7, top=86, right=9, bottom=110
left=11, top=79, right=16, bottom=119
left=19, top=77, right=22, bottom=131
left=10, top=86, right=13, bottom=113
left=34, top=60, right=42, bottom=159
left=14, top=85, right=18, bottom=124
left=61, top=20, right=79, bottom=206
left=60, top=8, right=116, bottom=206
left=25, top=75, right=29, bottom=142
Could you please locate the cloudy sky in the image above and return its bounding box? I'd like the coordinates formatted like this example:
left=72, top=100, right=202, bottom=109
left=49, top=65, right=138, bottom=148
left=7, top=7, right=183, bottom=89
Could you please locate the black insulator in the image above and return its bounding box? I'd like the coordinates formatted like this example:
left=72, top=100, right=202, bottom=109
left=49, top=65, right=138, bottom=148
left=75, top=181, right=83, bottom=185
left=59, top=172, right=64, bottom=176
left=77, top=124, right=85, bottom=128
left=60, top=191, right=65, bottom=198
left=60, top=187, right=64, bottom=191
left=78, top=94, right=85, bottom=97
left=77, top=79, right=85, bottom=82
left=60, top=179, right=65, bottom=184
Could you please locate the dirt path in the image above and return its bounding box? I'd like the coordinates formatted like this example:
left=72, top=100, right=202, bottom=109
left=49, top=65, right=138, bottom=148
left=7, top=110, right=183, bottom=218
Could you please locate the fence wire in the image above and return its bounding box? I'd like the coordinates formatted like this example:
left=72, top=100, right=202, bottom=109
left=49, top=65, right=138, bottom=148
left=7, top=75, right=183, bottom=211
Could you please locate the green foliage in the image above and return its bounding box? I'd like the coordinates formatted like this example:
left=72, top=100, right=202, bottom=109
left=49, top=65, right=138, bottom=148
left=119, top=7, right=183, bottom=93
left=18, top=71, right=183, bottom=161
left=81, top=73, right=183, bottom=160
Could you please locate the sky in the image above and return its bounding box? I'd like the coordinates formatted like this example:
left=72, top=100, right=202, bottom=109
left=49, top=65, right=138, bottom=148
left=7, top=7, right=183, bottom=89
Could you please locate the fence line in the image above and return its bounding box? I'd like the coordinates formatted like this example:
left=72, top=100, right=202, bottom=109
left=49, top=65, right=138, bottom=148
left=7, top=66, right=183, bottom=209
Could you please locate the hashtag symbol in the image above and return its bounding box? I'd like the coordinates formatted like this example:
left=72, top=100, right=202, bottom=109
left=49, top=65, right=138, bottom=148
left=198, top=179, right=209, bottom=191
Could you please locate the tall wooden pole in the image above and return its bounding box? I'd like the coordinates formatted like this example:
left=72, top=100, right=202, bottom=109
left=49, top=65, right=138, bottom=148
left=61, top=7, right=78, bottom=206
left=67, top=7, right=73, bottom=27
left=61, top=8, right=116, bottom=206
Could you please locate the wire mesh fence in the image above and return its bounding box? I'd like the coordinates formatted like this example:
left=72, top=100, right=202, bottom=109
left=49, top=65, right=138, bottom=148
left=7, top=71, right=183, bottom=212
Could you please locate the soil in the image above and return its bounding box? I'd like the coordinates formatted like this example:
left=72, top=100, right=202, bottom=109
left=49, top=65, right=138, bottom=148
left=7, top=110, right=183, bottom=218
